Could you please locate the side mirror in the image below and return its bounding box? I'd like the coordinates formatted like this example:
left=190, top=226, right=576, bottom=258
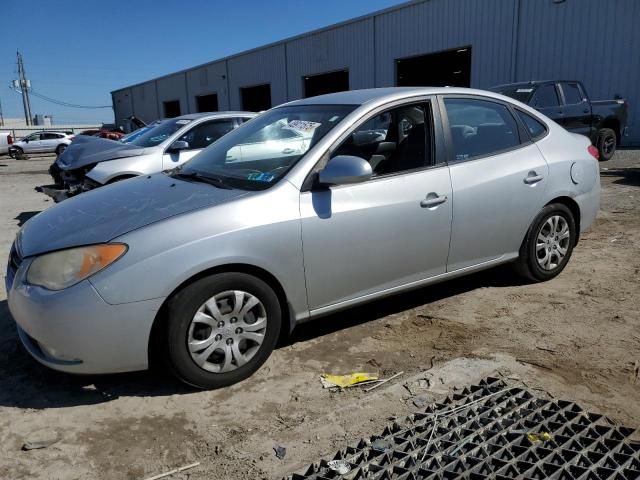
left=24, top=138, right=30, bottom=143
left=168, top=140, right=189, bottom=153
left=318, top=155, right=372, bottom=186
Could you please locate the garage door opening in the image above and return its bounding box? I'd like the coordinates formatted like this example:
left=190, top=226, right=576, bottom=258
left=163, top=100, right=181, bottom=118
left=196, top=93, right=219, bottom=113
left=304, top=70, right=349, bottom=98
left=241, top=84, right=271, bottom=112
left=396, top=46, right=471, bottom=88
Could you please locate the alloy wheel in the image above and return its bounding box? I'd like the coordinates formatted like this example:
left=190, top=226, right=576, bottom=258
left=535, top=215, right=570, bottom=271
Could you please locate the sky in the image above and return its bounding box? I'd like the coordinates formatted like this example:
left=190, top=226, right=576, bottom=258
left=0, top=0, right=403, bottom=125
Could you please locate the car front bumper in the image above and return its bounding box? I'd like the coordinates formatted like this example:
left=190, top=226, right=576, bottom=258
left=6, top=257, right=164, bottom=374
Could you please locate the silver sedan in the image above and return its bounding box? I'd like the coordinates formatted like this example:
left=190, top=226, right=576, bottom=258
left=6, top=87, right=600, bottom=388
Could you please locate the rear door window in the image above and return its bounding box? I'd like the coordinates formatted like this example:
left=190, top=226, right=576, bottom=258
left=560, top=82, right=584, bottom=105
left=444, top=98, right=521, bottom=161
left=531, top=84, right=560, bottom=108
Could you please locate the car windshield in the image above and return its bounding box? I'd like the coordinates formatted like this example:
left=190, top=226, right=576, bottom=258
left=128, top=118, right=191, bottom=148
left=491, top=86, right=535, bottom=103
left=177, top=104, right=356, bottom=190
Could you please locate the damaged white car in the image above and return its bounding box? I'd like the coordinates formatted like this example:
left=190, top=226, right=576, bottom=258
left=38, top=112, right=254, bottom=202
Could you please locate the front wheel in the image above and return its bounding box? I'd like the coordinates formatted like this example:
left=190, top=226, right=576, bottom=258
left=165, top=273, right=282, bottom=389
left=514, top=204, right=576, bottom=282
left=10, top=147, right=24, bottom=159
left=596, top=128, right=617, bottom=161
left=55, top=144, right=67, bottom=156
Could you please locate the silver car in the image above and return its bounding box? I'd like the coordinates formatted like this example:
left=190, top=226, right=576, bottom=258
left=6, top=88, right=600, bottom=389
left=40, top=112, right=255, bottom=201
left=10, top=131, right=74, bottom=156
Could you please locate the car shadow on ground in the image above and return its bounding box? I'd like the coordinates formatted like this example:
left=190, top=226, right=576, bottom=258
left=600, top=167, right=640, bottom=187
left=0, top=265, right=525, bottom=409
left=14, top=211, right=41, bottom=227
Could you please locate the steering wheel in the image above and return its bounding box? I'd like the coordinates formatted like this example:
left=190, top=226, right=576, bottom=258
left=267, top=165, right=290, bottom=175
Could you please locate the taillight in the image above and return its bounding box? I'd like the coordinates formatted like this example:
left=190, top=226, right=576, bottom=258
left=7, top=134, right=12, bottom=145
left=587, top=144, right=599, bottom=160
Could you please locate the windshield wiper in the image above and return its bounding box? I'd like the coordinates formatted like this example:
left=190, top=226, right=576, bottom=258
left=171, top=170, right=233, bottom=189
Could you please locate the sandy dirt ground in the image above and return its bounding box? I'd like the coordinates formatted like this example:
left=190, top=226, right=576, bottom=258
left=0, top=151, right=638, bottom=480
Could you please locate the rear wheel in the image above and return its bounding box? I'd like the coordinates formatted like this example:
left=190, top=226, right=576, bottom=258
left=165, top=273, right=282, bottom=389
left=514, top=204, right=576, bottom=282
left=596, top=128, right=617, bottom=161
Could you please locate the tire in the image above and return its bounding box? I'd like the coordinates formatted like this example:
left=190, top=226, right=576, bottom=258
left=10, top=147, right=23, bottom=159
left=55, top=144, right=67, bottom=156
left=514, top=203, right=576, bottom=282
left=596, top=128, right=617, bottom=161
left=165, top=273, right=282, bottom=389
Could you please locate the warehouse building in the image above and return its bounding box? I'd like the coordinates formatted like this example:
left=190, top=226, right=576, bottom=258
left=111, top=0, right=640, bottom=145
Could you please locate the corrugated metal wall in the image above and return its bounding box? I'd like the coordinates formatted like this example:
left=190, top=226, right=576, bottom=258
left=286, top=18, right=375, bottom=99
left=185, top=61, right=229, bottom=112
left=155, top=73, right=189, bottom=117
left=131, top=82, right=158, bottom=124
left=227, top=44, right=287, bottom=109
left=112, top=0, right=638, bottom=144
left=516, top=0, right=640, bottom=145
left=374, top=0, right=516, bottom=88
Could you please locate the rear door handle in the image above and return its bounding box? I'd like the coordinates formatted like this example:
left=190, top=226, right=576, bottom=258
left=524, top=172, right=544, bottom=184
left=420, top=194, right=448, bottom=208
left=282, top=148, right=295, bottom=154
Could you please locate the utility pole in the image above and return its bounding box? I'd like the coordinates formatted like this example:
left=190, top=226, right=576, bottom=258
left=0, top=96, right=4, bottom=126
left=16, top=51, right=33, bottom=126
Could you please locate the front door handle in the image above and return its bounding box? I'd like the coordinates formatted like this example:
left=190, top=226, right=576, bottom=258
left=282, top=148, right=295, bottom=154
left=524, top=172, right=544, bottom=184
left=420, top=193, right=448, bottom=208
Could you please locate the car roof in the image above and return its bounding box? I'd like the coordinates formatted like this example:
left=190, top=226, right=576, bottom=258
left=282, top=87, right=510, bottom=107
left=175, top=111, right=255, bottom=120
left=30, top=131, right=70, bottom=135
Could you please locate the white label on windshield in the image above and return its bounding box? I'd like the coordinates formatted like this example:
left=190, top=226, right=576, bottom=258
left=283, top=120, right=321, bottom=133
left=329, top=116, right=340, bottom=122
left=175, top=120, right=192, bottom=125
left=516, top=88, right=533, bottom=93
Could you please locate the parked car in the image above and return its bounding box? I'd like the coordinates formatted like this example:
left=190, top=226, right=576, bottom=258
left=38, top=112, right=255, bottom=201
left=0, top=131, right=12, bottom=155
left=78, top=128, right=125, bottom=141
left=6, top=88, right=600, bottom=389
left=490, top=80, right=627, bottom=161
left=9, top=131, right=74, bottom=157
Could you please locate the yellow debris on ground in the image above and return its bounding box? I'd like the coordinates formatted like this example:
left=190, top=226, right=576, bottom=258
left=320, top=372, right=379, bottom=389
left=527, top=431, right=553, bottom=444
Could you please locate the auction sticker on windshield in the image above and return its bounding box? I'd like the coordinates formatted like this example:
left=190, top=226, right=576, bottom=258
left=247, top=172, right=275, bottom=182
left=283, top=120, right=321, bottom=134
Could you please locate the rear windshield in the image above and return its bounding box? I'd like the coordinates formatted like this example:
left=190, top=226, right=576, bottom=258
left=491, top=86, right=535, bottom=104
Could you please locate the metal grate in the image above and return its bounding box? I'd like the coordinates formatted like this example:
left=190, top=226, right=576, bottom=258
left=286, top=377, right=640, bottom=480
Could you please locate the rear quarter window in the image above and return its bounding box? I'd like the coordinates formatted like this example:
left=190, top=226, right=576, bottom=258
left=515, top=110, right=547, bottom=141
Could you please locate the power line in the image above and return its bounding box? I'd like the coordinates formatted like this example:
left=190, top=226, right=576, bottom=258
left=28, top=89, right=112, bottom=109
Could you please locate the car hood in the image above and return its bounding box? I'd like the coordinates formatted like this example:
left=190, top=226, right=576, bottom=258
left=57, top=135, right=153, bottom=170
left=18, top=174, right=251, bottom=257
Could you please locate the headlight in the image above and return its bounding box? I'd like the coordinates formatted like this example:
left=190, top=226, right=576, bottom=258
left=27, top=244, right=127, bottom=291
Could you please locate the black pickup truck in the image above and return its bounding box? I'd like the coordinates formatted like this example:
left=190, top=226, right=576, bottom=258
left=490, top=80, right=628, bottom=160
